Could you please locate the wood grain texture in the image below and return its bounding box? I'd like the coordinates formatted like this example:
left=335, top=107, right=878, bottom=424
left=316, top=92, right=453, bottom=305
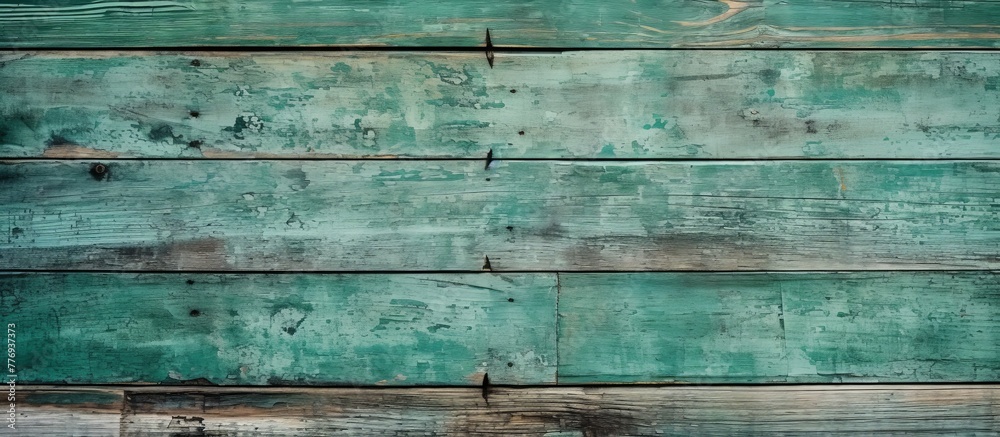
left=15, top=385, right=1000, bottom=435
left=3, top=51, right=1000, bottom=159
left=12, top=388, right=123, bottom=436
left=0, top=273, right=556, bottom=385
left=3, top=0, right=1000, bottom=48
left=0, top=0, right=762, bottom=48
left=764, top=0, right=1000, bottom=48
left=2, top=160, right=999, bottom=271
left=559, top=272, right=1000, bottom=383
left=4, top=272, right=998, bottom=385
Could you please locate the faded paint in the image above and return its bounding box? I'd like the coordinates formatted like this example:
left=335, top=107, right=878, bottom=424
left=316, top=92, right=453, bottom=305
left=0, top=273, right=558, bottom=385
left=4, top=52, right=1000, bottom=159
left=560, top=272, right=1000, bottom=383
left=2, top=160, right=998, bottom=271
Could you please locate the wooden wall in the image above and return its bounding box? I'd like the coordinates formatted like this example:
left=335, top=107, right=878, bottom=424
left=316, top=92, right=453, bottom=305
left=1, top=1, right=999, bottom=434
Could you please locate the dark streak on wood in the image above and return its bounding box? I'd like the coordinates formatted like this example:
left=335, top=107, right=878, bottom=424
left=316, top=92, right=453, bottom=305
left=485, top=29, right=495, bottom=69
left=481, top=373, right=490, bottom=405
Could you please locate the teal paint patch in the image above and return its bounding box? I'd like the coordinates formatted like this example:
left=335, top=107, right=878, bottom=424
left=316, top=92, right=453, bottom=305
left=802, top=141, right=826, bottom=156
left=986, top=77, right=999, bottom=91
left=560, top=272, right=1000, bottom=383
left=759, top=69, right=781, bottom=86
left=559, top=273, right=786, bottom=383
left=389, top=299, right=429, bottom=308
left=373, top=167, right=466, bottom=182
left=425, top=97, right=505, bottom=109
left=223, top=114, right=266, bottom=140
left=331, top=62, right=352, bottom=74
left=1, top=273, right=557, bottom=385
left=597, top=144, right=616, bottom=157
left=642, top=117, right=668, bottom=130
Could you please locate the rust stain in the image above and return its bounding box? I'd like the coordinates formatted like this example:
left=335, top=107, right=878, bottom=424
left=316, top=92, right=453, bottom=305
left=835, top=168, right=847, bottom=193
left=41, top=144, right=120, bottom=159
left=674, top=0, right=750, bottom=27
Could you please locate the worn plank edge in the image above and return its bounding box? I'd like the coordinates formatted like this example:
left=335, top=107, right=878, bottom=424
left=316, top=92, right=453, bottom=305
left=14, top=385, right=999, bottom=435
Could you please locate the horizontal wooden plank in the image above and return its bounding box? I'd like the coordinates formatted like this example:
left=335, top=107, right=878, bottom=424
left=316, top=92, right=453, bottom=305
left=0, top=273, right=557, bottom=385
left=13, top=388, right=123, bottom=436
left=16, top=385, right=1000, bottom=434
left=2, top=160, right=999, bottom=271
left=5, top=272, right=998, bottom=385
left=2, top=0, right=1000, bottom=48
left=3, top=51, right=1000, bottom=159
left=559, top=272, right=1000, bottom=383
left=765, top=0, right=1000, bottom=48
left=0, top=0, right=762, bottom=48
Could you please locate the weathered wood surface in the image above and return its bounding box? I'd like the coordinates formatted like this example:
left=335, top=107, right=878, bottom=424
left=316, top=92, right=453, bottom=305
left=0, top=0, right=763, bottom=48
left=12, top=388, right=124, bottom=436
left=0, top=273, right=557, bottom=385
left=14, top=385, right=1000, bottom=435
left=3, top=0, right=1000, bottom=48
left=764, top=0, right=1000, bottom=48
left=4, top=272, right=998, bottom=384
left=559, top=272, right=1000, bottom=383
left=3, top=51, right=1000, bottom=159
left=2, top=160, right=999, bottom=271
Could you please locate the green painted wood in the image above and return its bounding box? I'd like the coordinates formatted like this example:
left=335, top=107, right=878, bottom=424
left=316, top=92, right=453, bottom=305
left=782, top=274, right=1000, bottom=381
left=2, top=160, right=999, bottom=271
left=21, top=385, right=999, bottom=435
left=559, top=272, right=1000, bottom=383
left=560, top=273, right=786, bottom=383
left=764, top=0, right=1000, bottom=48
left=0, top=273, right=557, bottom=385
left=3, top=51, right=1000, bottom=159
left=0, top=0, right=762, bottom=48
left=2, top=0, right=1000, bottom=47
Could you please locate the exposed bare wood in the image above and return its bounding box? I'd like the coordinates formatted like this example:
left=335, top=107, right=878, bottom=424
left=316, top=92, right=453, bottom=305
left=13, top=385, right=1000, bottom=435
